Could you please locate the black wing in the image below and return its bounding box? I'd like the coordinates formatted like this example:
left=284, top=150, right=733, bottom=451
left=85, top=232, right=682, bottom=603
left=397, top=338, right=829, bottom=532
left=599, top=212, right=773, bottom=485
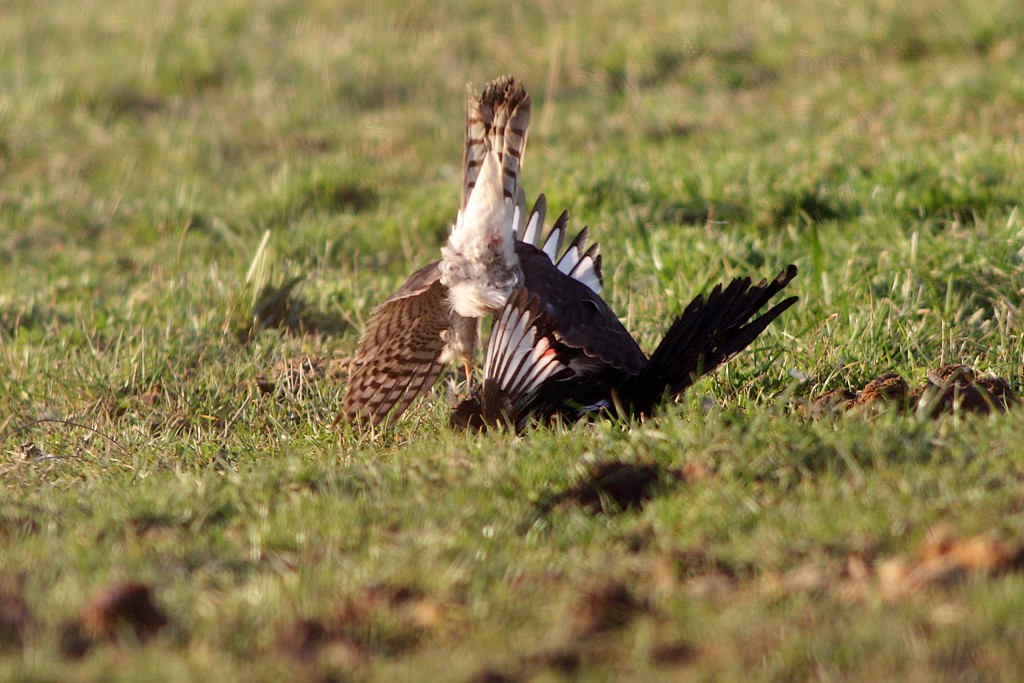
left=516, top=243, right=646, bottom=376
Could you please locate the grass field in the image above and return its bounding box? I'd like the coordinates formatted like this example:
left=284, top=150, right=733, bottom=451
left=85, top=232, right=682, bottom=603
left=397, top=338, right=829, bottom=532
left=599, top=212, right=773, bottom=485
left=3, top=0, right=1024, bottom=680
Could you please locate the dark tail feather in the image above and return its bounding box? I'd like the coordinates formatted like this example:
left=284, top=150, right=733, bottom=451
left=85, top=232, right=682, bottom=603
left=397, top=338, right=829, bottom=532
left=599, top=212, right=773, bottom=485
left=625, top=265, right=798, bottom=415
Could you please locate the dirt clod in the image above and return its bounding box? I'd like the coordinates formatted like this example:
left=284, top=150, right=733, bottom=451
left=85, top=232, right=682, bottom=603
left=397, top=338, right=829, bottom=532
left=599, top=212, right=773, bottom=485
left=650, top=641, right=694, bottom=664
left=879, top=526, right=1024, bottom=597
left=81, top=581, right=168, bottom=641
left=857, top=372, right=910, bottom=407
left=531, top=648, right=581, bottom=674
left=806, top=365, right=1016, bottom=419
left=278, top=583, right=448, bottom=663
left=278, top=617, right=365, bottom=669
left=762, top=525, right=1024, bottom=604
left=0, top=584, right=31, bottom=650
left=469, top=669, right=518, bottom=683
left=807, top=388, right=858, bottom=419
left=59, top=621, right=93, bottom=659
left=918, top=364, right=1016, bottom=417
left=570, top=580, right=646, bottom=639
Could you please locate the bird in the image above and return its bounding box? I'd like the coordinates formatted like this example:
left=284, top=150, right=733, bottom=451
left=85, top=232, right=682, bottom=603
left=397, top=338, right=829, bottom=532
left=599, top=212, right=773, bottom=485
left=338, top=76, right=605, bottom=427
left=450, top=265, right=799, bottom=431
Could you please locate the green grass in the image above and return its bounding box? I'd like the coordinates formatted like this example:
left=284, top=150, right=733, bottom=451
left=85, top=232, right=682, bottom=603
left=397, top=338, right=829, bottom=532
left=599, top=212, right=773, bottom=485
left=3, top=0, right=1024, bottom=680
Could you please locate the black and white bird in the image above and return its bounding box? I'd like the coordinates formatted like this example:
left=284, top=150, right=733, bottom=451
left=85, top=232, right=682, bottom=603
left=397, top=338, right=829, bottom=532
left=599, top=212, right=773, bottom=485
left=450, top=265, right=799, bottom=431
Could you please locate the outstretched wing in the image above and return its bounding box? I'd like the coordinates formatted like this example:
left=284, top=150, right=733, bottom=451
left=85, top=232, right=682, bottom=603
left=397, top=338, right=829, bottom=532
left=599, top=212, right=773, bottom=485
left=338, top=262, right=450, bottom=427
left=451, top=288, right=573, bottom=431
left=483, top=289, right=570, bottom=412
left=341, top=217, right=611, bottom=429
left=453, top=264, right=799, bottom=429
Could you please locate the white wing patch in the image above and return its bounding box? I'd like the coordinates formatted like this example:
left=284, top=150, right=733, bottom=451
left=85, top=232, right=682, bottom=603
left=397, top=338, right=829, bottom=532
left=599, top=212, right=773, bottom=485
left=556, top=246, right=579, bottom=275
left=484, top=293, right=567, bottom=411
left=541, top=224, right=564, bottom=262
left=567, top=245, right=602, bottom=295
left=518, top=195, right=546, bottom=247
left=514, top=195, right=602, bottom=294
left=556, top=229, right=602, bottom=295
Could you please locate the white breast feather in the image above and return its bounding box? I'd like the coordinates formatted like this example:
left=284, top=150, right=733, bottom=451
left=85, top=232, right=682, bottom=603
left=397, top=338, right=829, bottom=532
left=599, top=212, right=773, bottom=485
left=440, top=150, right=520, bottom=317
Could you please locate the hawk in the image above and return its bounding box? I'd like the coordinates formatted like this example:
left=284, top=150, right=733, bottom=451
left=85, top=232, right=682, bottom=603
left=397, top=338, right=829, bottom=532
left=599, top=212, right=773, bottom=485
left=338, top=76, right=604, bottom=427
left=451, top=265, right=799, bottom=431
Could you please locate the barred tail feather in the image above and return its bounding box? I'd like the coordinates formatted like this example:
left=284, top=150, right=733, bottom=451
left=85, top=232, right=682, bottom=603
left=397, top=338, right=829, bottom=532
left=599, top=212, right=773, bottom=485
left=462, top=76, right=530, bottom=210
left=461, top=85, right=489, bottom=211
left=481, top=77, right=529, bottom=203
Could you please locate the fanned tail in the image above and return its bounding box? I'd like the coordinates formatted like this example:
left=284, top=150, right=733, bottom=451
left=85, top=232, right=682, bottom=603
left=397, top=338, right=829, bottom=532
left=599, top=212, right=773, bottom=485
left=624, top=265, right=799, bottom=415
left=461, top=75, right=530, bottom=215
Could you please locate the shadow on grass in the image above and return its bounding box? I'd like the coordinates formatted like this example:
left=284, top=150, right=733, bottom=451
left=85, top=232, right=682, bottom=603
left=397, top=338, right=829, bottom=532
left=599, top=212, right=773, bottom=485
left=239, top=276, right=350, bottom=342
left=538, top=460, right=685, bottom=516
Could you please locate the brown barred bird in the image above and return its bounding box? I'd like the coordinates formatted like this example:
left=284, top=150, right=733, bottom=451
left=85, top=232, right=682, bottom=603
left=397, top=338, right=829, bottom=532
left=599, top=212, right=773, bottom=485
left=451, top=266, right=799, bottom=431
left=338, top=76, right=603, bottom=427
